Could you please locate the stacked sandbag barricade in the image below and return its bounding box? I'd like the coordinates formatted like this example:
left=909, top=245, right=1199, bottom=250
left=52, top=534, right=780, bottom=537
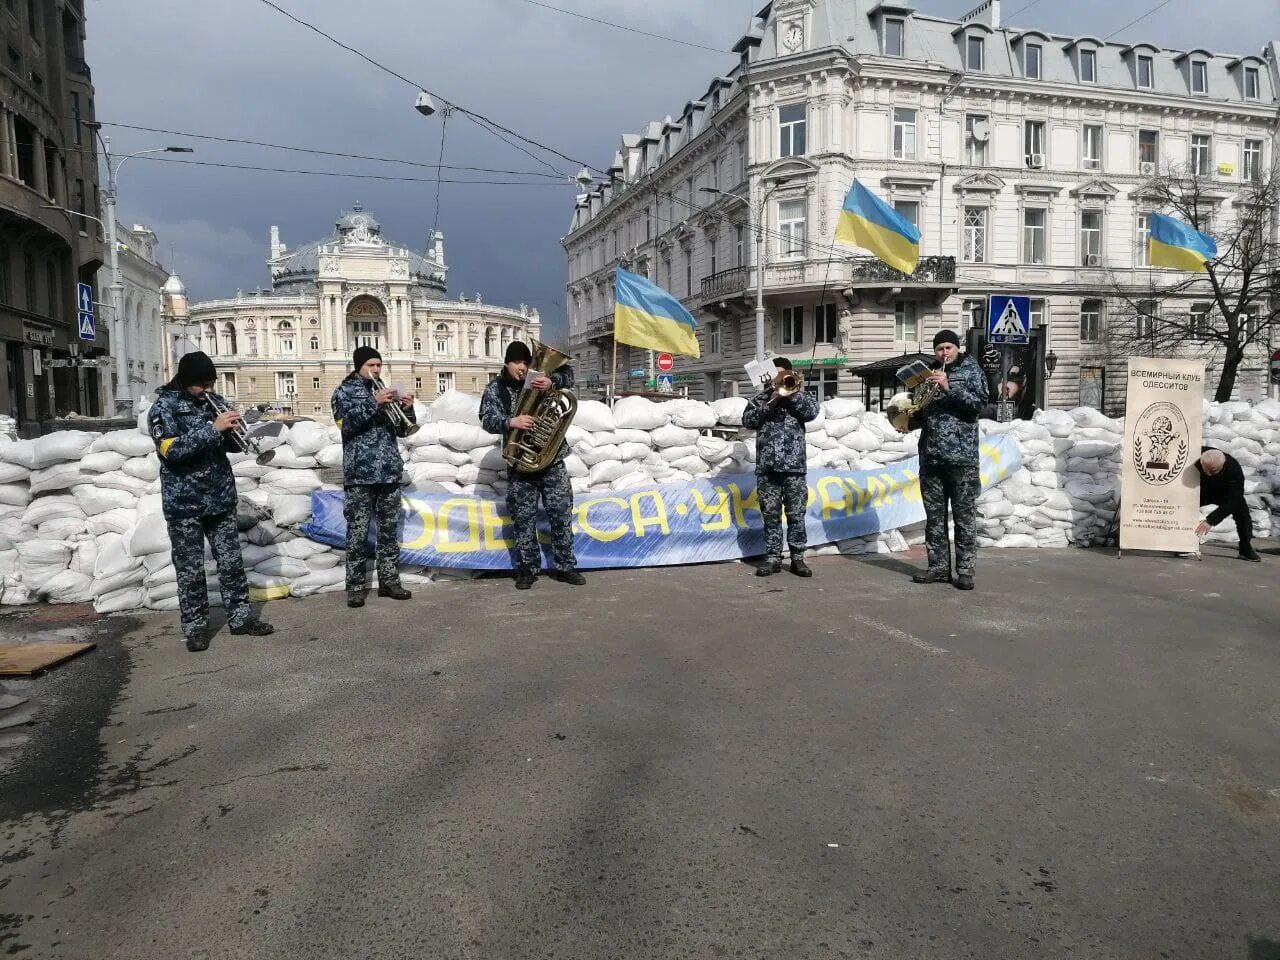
left=0, top=391, right=1275, bottom=612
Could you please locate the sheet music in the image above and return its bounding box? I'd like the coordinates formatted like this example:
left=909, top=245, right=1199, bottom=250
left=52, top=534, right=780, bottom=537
left=895, top=360, right=933, bottom=390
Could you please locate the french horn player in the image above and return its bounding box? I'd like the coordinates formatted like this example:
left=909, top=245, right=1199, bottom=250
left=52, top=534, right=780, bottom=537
left=909, top=330, right=989, bottom=591
left=480, top=340, right=583, bottom=591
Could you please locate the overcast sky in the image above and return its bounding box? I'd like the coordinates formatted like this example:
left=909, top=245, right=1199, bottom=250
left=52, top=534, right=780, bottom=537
left=87, top=0, right=1272, bottom=343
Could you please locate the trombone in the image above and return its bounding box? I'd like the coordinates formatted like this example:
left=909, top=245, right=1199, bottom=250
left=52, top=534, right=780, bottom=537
left=371, top=377, right=420, bottom=437
left=767, top=368, right=804, bottom=406
left=205, top=393, right=267, bottom=457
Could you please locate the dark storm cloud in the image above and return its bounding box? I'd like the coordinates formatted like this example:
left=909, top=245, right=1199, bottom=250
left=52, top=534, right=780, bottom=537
left=86, top=0, right=1268, bottom=344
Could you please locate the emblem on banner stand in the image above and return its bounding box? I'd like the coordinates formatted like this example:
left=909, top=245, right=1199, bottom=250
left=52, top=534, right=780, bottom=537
left=1132, top=402, right=1189, bottom=486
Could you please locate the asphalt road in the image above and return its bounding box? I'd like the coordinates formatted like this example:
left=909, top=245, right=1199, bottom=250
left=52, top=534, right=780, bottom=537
left=2, top=543, right=1279, bottom=960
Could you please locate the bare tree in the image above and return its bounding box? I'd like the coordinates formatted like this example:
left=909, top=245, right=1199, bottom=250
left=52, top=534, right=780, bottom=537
left=1105, top=163, right=1278, bottom=401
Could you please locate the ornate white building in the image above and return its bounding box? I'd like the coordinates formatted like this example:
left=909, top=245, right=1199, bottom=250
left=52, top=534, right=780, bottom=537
left=564, top=0, right=1278, bottom=412
left=99, top=221, right=169, bottom=407
left=185, top=205, right=540, bottom=418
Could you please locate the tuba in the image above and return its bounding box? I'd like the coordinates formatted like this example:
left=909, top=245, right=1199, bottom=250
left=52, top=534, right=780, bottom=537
left=887, top=361, right=947, bottom=434
left=502, top=340, right=578, bottom=473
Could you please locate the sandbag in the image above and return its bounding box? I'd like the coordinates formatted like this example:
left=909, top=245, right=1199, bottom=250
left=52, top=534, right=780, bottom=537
left=651, top=424, right=699, bottom=449
left=80, top=451, right=128, bottom=474
left=438, top=423, right=497, bottom=452
left=711, top=396, right=748, bottom=426
left=23, top=495, right=84, bottom=528
left=429, top=390, right=482, bottom=425
left=73, top=485, right=138, bottom=518
left=252, top=556, right=309, bottom=579
left=669, top=400, right=717, bottom=430
left=577, top=444, right=621, bottom=467
left=0, top=484, right=30, bottom=508
left=270, top=493, right=313, bottom=527
left=574, top=400, right=616, bottom=433
left=28, top=463, right=88, bottom=495
left=588, top=461, right=630, bottom=486
left=122, top=455, right=161, bottom=482
left=17, top=540, right=73, bottom=592
left=611, top=396, right=669, bottom=430
left=96, top=430, right=156, bottom=458
left=258, top=470, right=323, bottom=496
left=40, top=569, right=94, bottom=604
left=125, top=516, right=172, bottom=558
left=287, top=420, right=330, bottom=457
left=822, top=397, right=865, bottom=420
left=94, top=585, right=146, bottom=614
left=0, top=462, right=29, bottom=483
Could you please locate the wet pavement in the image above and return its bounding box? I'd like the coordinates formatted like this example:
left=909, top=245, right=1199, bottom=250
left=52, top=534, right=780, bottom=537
left=1, top=543, right=1279, bottom=960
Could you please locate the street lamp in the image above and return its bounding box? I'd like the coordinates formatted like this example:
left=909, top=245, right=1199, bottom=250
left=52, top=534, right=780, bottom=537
left=1045, top=350, right=1059, bottom=378
left=82, top=121, right=193, bottom=413
left=702, top=179, right=790, bottom=362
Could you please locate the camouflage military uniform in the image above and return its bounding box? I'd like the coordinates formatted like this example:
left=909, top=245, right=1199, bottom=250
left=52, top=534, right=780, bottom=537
left=480, top=365, right=577, bottom=572
left=148, top=385, right=252, bottom=640
left=332, top=373, right=415, bottom=589
left=913, top=354, right=989, bottom=577
left=742, top=387, right=819, bottom=560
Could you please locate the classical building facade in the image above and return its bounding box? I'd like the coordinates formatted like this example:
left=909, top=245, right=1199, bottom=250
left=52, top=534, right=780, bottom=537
left=564, top=0, right=1279, bottom=412
left=99, top=220, right=168, bottom=406
left=185, top=205, right=540, bottom=418
left=0, top=0, right=105, bottom=430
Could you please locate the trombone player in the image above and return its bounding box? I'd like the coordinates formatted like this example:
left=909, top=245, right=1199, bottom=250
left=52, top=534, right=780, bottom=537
left=332, top=345, right=416, bottom=608
left=742, top=357, right=819, bottom=577
left=148, top=351, right=274, bottom=652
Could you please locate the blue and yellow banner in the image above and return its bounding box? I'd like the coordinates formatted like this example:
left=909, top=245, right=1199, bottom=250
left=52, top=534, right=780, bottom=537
left=1149, top=211, right=1217, bottom=272
left=834, top=179, right=921, bottom=275
left=613, top=266, right=701, bottom=358
left=302, top=436, right=1020, bottom=570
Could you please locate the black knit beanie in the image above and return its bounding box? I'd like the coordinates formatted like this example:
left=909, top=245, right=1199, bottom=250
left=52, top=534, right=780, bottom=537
left=933, top=329, right=961, bottom=349
left=504, top=341, right=533, bottom=364
left=773, top=357, right=793, bottom=371
left=175, top=351, right=217, bottom=388
left=353, top=345, right=382, bottom=372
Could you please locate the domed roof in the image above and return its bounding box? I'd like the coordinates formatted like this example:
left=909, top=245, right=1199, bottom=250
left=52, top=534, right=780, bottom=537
left=336, top=203, right=381, bottom=239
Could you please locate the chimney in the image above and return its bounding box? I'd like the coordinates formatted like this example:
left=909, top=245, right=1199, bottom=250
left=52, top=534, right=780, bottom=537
left=959, top=0, right=1000, bottom=29
left=270, top=225, right=282, bottom=261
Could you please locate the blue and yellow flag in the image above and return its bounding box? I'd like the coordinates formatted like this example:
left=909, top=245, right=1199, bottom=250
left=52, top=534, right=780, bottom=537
left=1149, top=212, right=1217, bottom=272
left=834, top=179, right=921, bottom=275
left=613, top=267, right=700, bottom=358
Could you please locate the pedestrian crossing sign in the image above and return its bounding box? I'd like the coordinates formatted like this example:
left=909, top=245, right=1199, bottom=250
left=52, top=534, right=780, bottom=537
left=78, top=311, right=95, bottom=341
left=988, top=295, right=1031, bottom=345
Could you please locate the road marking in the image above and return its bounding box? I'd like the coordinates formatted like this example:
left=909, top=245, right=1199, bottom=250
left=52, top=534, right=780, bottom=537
left=849, top=613, right=949, bottom=656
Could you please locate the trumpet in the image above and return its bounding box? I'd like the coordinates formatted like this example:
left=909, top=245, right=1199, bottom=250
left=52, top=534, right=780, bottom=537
left=205, top=393, right=263, bottom=456
left=371, top=377, right=420, bottom=437
left=767, top=368, right=804, bottom=405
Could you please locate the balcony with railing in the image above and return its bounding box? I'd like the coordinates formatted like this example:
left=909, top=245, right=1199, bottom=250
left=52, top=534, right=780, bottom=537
left=699, top=266, right=749, bottom=301
left=847, top=255, right=956, bottom=287
left=582, top=313, right=614, bottom=342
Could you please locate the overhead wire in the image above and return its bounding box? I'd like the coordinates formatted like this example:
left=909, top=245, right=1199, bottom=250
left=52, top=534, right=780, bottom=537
left=514, top=0, right=725, bottom=53
left=134, top=154, right=571, bottom=186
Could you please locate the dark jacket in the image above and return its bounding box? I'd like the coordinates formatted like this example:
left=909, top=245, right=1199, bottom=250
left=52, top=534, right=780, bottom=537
left=479, top=365, right=576, bottom=472
left=148, top=384, right=239, bottom=520
left=331, top=373, right=415, bottom=486
left=742, top=387, right=820, bottom=475
left=1197, top=447, right=1247, bottom=523
left=914, top=353, right=989, bottom=468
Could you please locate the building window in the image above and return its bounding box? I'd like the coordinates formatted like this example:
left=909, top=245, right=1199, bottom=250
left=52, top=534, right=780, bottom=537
left=1135, top=300, right=1158, bottom=339
left=894, top=301, right=918, bottom=342
left=23, top=252, right=35, bottom=311
left=45, top=261, right=58, bottom=318
left=1082, top=124, right=1103, bottom=170
left=778, top=103, right=806, bottom=157
left=962, top=299, right=986, bottom=329
left=413, top=336, right=422, bottom=352
left=707, top=321, right=721, bottom=354
left=1243, top=139, right=1263, bottom=182
left=685, top=253, right=692, bottom=297
left=892, top=108, right=917, bottom=160
left=468, top=336, right=477, bottom=358
left=277, top=320, right=295, bottom=355
left=884, top=17, right=905, bottom=56
left=962, top=206, right=986, bottom=263
left=1079, top=48, right=1097, bottom=83
left=1080, top=210, right=1103, bottom=265
left=966, top=35, right=985, bottom=71
left=1190, top=302, right=1212, bottom=338
left=781, top=305, right=803, bottom=346
left=276, top=372, right=296, bottom=400
left=311, top=376, right=321, bottom=390
left=816, top=303, right=837, bottom=345
left=1022, top=208, right=1046, bottom=264
left=435, top=323, right=449, bottom=354
left=1137, top=54, right=1154, bottom=89
left=1024, top=42, right=1042, bottom=79
left=734, top=225, right=745, bottom=267
left=893, top=200, right=919, bottom=230
left=1244, top=66, right=1260, bottom=100
left=1029, top=299, right=1045, bottom=330
left=708, top=237, right=717, bottom=276
left=806, top=368, right=839, bottom=402
left=1191, top=134, right=1212, bottom=176
left=964, top=114, right=988, bottom=165
left=415, top=377, right=423, bottom=391
left=0, top=242, right=8, bottom=303
left=1136, top=213, right=1151, bottom=267
left=1191, top=60, right=1208, bottom=94
left=245, top=333, right=257, bottom=357
left=437, top=372, right=454, bottom=395
left=485, top=326, right=497, bottom=356
left=352, top=320, right=380, bottom=350
left=1024, top=121, right=1045, bottom=167
left=308, top=335, right=319, bottom=351
left=1138, top=130, right=1159, bottom=168
left=1079, top=366, right=1105, bottom=407
left=70, top=92, right=82, bottom=145
left=1079, top=299, right=1103, bottom=342
left=777, top=200, right=806, bottom=258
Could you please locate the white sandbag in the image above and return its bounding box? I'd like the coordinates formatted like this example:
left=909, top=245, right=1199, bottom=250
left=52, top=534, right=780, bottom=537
left=233, top=458, right=271, bottom=479
left=997, top=534, right=1040, bottom=549
left=840, top=428, right=879, bottom=452
left=125, top=517, right=171, bottom=558
left=1071, top=440, right=1119, bottom=460
left=669, top=455, right=708, bottom=475
left=573, top=400, right=616, bottom=433
left=438, top=423, right=497, bottom=452
left=40, top=569, right=94, bottom=604
left=469, top=446, right=507, bottom=470
left=403, top=421, right=441, bottom=449
left=94, top=585, right=145, bottom=614
left=80, top=451, right=127, bottom=474
left=0, top=439, right=37, bottom=469
left=588, top=461, right=630, bottom=486
left=823, top=417, right=860, bottom=440
left=252, top=556, right=309, bottom=578
left=611, top=396, right=669, bottom=430
left=28, top=463, right=87, bottom=495
left=72, top=485, right=137, bottom=517
left=616, top=442, right=651, bottom=462
left=578, top=444, right=622, bottom=467
left=17, top=540, right=73, bottom=592
left=98, top=430, right=156, bottom=458
left=246, top=572, right=292, bottom=590
left=38, top=517, right=88, bottom=540
left=806, top=432, right=838, bottom=451
left=122, top=455, right=160, bottom=482
left=669, top=400, right=717, bottom=430
left=290, top=566, right=346, bottom=596
left=563, top=454, right=588, bottom=479
left=0, top=484, right=29, bottom=508
left=822, top=397, right=865, bottom=419
left=1069, top=407, right=1122, bottom=433
left=86, top=472, right=152, bottom=498
left=30, top=430, right=95, bottom=468
left=651, top=424, right=699, bottom=449
left=281, top=538, right=329, bottom=559
left=804, top=407, right=826, bottom=432
left=258, top=470, right=323, bottom=495
left=287, top=420, right=330, bottom=456
left=315, top=445, right=344, bottom=469
left=429, top=389, right=482, bottom=425
left=0, top=549, right=16, bottom=578
left=407, top=462, right=458, bottom=485
left=710, top=396, right=747, bottom=426
left=259, top=447, right=317, bottom=470
left=611, top=469, right=653, bottom=490
left=305, top=552, right=342, bottom=570
left=411, top=445, right=470, bottom=466
left=610, top=429, right=651, bottom=446
left=695, top=436, right=732, bottom=463
left=23, top=495, right=84, bottom=528
left=270, top=493, right=313, bottom=527
left=70, top=539, right=98, bottom=576
left=0, top=461, right=29, bottom=484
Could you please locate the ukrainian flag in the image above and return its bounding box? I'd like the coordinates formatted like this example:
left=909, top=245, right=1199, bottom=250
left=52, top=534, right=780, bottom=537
left=613, top=267, right=700, bottom=358
left=834, top=179, right=921, bottom=275
left=1149, top=212, right=1217, bottom=272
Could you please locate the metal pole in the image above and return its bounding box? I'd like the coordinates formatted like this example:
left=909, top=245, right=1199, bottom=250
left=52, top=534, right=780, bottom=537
left=754, top=204, right=766, bottom=362
left=609, top=336, right=618, bottom=406
left=101, top=136, right=129, bottom=414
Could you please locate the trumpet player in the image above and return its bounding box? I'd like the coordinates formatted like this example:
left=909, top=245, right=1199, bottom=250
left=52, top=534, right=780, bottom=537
left=911, top=330, right=989, bottom=590
left=332, top=346, right=416, bottom=608
left=148, top=351, right=274, bottom=652
left=742, top=357, right=819, bottom=577
left=479, top=341, right=582, bottom=590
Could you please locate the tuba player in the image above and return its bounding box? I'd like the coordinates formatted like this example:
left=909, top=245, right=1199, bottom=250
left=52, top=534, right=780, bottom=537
left=480, top=341, right=583, bottom=590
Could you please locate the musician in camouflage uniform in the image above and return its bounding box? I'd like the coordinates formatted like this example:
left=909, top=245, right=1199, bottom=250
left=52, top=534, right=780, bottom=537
left=332, top=345, right=416, bottom=608
left=480, top=341, right=582, bottom=590
left=742, top=357, right=820, bottom=578
left=148, top=351, right=273, bottom=652
left=911, top=330, right=990, bottom=590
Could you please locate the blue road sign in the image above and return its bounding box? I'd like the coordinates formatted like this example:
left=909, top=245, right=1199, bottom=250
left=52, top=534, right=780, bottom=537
left=78, top=312, right=95, bottom=340
left=988, top=295, right=1031, bottom=345
left=76, top=283, right=95, bottom=341
left=77, top=282, right=93, bottom=314
left=657, top=373, right=674, bottom=391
